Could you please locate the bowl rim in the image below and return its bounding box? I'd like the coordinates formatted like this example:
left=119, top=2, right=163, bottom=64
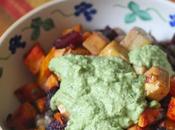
left=0, top=0, right=65, bottom=46
left=0, top=0, right=175, bottom=46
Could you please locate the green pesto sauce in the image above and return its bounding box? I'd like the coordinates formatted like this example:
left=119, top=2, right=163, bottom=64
left=129, top=45, right=174, bottom=76
left=49, top=55, right=146, bottom=130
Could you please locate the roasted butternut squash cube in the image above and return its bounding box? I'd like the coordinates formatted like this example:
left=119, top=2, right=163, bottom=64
left=167, top=97, right=175, bottom=121
left=54, top=112, right=65, bottom=125
left=120, top=27, right=153, bottom=50
left=38, top=48, right=66, bottom=91
left=99, top=41, right=128, bottom=61
left=15, top=83, right=45, bottom=103
left=138, top=108, right=161, bottom=127
left=24, top=43, right=45, bottom=75
left=62, top=24, right=82, bottom=35
left=144, top=67, right=170, bottom=101
left=83, top=32, right=109, bottom=55
left=65, top=47, right=91, bottom=55
left=6, top=103, right=37, bottom=130
left=42, top=74, right=59, bottom=92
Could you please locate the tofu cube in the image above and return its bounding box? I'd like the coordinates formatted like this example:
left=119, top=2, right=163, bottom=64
left=24, top=43, right=45, bottom=75
left=83, top=32, right=109, bottom=55
left=120, top=27, right=153, bottom=50
left=144, top=67, right=170, bottom=101
left=99, top=41, right=128, bottom=61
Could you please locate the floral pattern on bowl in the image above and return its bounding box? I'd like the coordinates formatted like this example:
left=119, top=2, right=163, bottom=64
left=0, top=0, right=175, bottom=129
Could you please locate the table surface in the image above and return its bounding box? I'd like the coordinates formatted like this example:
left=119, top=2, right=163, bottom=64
left=0, top=0, right=50, bottom=36
left=0, top=0, right=174, bottom=36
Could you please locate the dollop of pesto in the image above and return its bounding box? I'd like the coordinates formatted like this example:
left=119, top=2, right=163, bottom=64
left=129, top=45, right=174, bottom=76
left=49, top=55, right=146, bottom=130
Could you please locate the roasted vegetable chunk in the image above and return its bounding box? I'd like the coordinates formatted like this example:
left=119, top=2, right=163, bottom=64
left=38, top=48, right=63, bottom=91
left=83, top=32, right=109, bottom=55
left=144, top=67, right=170, bottom=101
left=35, top=97, right=46, bottom=113
left=15, top=83, right=45, bottom=103
left=170, top=77, right=175, bottom=97
left=6, top=103, right=37, bottom=130
left=138, top=108, right=161, bottom=127
left=62, top=24, right=82, bottom=35
left=128, top=125, right=144, bottom=130
left=99, top=40, right=128, bottom=61
left=54, top=31, right=83, bottom=49
left=24, top=43, right=45, bottom=75
left=65, top=47, right=91, bottom=55
left=120, top=27, right=153, bottom=50
left=167, top=97, right=175, bottom=121
left=165, top=118, right=175, bottom=130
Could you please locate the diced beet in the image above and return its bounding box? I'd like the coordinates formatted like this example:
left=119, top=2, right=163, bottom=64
left=100, top=26, right=118, bottom=41
left=46, top=86, right=59, bottom=109
left=53, top=31, right=83, bottom=49
left=46, top=120, right=66, bottom=130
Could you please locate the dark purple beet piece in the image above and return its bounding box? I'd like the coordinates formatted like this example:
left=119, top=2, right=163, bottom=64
left=46, top=120, right=66, bottom=130
left=53, top=31, right=83, bottom=49
left=46, top=86, right=59, bottom=109
left=100, top=26, right=118, bottom=41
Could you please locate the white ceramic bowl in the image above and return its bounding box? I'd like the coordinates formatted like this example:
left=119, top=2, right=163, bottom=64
left=0, top=0, right=175, bottom=129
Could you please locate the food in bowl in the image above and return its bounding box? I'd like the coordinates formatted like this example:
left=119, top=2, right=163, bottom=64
left=5, top=24, right=175, bottom=130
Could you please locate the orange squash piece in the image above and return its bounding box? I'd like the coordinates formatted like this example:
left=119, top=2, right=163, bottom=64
left=167, top=97, right=175, bottom=121
left=62, top=24, right=82, bottom=35
left=35, top=97, right=46, bottom=113
left=138, top=108, right=161, bottom=127
left=54, top=112, right=65, bottom=125
left=128, top=125, right=144, bottom=130
left=38, top=48, right=66, bottom=91
left=165, top=118, right=175, bottom=130
left=24, top=43, right=45, bottom=75
left=42, top=74, right=59, bottom=92
left=83, top=32, right=92, bottom=41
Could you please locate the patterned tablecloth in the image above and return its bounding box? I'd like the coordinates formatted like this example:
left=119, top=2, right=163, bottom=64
left=0, top=0, right=175, bottom=36
left=0, top=0, right=51, bottom=36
